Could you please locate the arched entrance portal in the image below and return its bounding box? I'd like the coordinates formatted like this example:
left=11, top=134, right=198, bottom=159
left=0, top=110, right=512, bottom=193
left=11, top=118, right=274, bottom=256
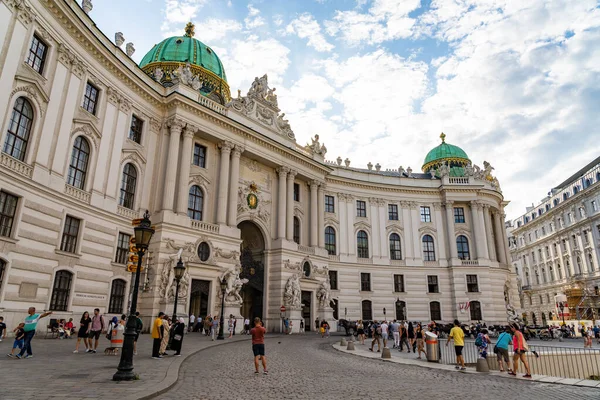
left=238, top=221, right=265, bottom=322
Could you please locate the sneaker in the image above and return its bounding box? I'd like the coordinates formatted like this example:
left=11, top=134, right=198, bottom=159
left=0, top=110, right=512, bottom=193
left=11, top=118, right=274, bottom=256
left=73, top=350, right=78, bottom=353
left=85, top=349, right=90, bottom=353
left=7, top=354, right=14, bottom=358
left=455, top=366, right=460, bottom=369
left=460, top=367, right=466, bottom=371
left=25, top=355, right=33, bottom=359
left=263, top=371, right=269, bottom=375
left=92, top=350, right=97, bottom=354
left=152, top=357, right=161, bottom=359
left=15, top=354, right=22, bottom=359
left=508, top=372, right=517, bottom=376
left=254, top=371, right=259, bottom=375
left=523, top=374, right=532, bottom=378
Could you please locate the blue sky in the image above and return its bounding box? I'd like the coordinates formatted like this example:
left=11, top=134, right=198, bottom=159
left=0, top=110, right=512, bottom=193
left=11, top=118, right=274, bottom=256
left=89, top=0, right=600, bottom=219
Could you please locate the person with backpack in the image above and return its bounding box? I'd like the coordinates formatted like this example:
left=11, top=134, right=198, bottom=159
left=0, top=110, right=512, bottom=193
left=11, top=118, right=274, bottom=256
left=475, top=328, right=490, bottom=359
left=88, top=308, right=105, bottom=354
left=509, top=323, right=532, bottom=378
left=399, top=322, right=410, bottom=352
left=495, top=326, right=512, bottom=372
left=369, top=321, right=381, bottom=352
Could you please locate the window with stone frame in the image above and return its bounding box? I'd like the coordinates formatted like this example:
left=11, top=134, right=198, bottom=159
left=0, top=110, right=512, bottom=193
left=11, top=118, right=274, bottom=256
left=293, top=183, right=300, bottom=202
left=26, top=34, right=48, bottom=74
left=82, top=82, right=99, bottom=115
left=456, top=235, right=470, bottom=260
left=49, top=270, right=73, bottom=311
left=430, top=301, right=441, bottom=320
left=454, top=207, right=465, bottom=223
left=466, top=274, right=479, bottom=292
left=362, top=299, right=372, bottom=320
left=422, top=235, right=435, bottom=261
left=325, top=195, right=335, bottom=213
left=66, top=136, right=90, bottom=190
left=293, top=217, right=300, bottom=244
left=420, top=206, right=431, bottom=222
left=389, top=233, right=402, bottom=260
left=128, top=115, right=143, bottom=144
left=357, top=230, right=369, bottom=258
left=60, top=216, right=81, bottom=254
left=114, top=232, right=130, bottom=265
left=193, top=143, right=206, bottom=167
left=108, top=279, right=127, bottom=314
left=324, top=226, right=336, bottom=255
left=0, top=191, right=18, bottom=238
left=188, top=185, right=204, bottom=221
left=393, top=274, right=405, bottom=292
left=3, top=97, right=33, bottom=162
left=388, top=204, right=398, bottom=220
left=427, top=275, right=439, bottom=293
left=329, top=270, right=338, bottom=290
left=360, top=272, right=371, bottom=291
left=469, top=301, right=482, bottom=321
left=119, top=163, right=137, bottom=209
left=356, top=200, right=366, bottom=217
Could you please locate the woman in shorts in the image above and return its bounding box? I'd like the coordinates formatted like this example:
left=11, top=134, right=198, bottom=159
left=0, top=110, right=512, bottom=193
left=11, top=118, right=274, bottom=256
left=509, top=324, right=532, bottom=378
left=415, top=323, right=426, bottom=359
left=357, top=320, right=365, bottom=345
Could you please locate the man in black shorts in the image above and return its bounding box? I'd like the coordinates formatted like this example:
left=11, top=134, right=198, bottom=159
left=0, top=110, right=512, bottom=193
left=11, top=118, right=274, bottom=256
left=250, top=317, right=267, bottom=375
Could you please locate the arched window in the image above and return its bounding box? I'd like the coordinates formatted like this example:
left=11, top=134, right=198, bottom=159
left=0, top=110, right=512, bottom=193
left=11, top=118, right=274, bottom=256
left=395, top=300, right=406, bottom=320
left=324, top=226, right=336, bottom=255
left=293, top=217, right=300, bottom=244
left=557, top=263, right=563, bottom=279
left=563, top=193, right=569, bottom=201
left=108, top=279, right=127, bottom=314
left=534, top=270, right=540, bottom=285
left=525, top=270, right=530, bottom=285
left=422, top=235, right=435, bottom=261
left=187, top=185, right=204, bottom=220
left=429, top=301, right=441, bottom=320
left=50, top=270, right=73, bottom=311
left=361, top=299, right=372, bottom=321
left=566, top=259, right=571, bottom=277
left=3, top=97, right=33, bottom=161
left=456, top=235, right=470, bottom=260
left=357, top=230, right=369, bottom=258
left=470, top=300, right=482, bottom=321
left=389, top=233, right=402, bottom=260
left=66, top=136, right=90, bottom=190
left=541, top=268, right=547, bottom=283
left=119, top=163, right=137, bottom=209
left=589, top=253, right=595, bottom=271
left=584, top=179, right=591, bottom=188
left=553, top=198, right=559, bottom=206
left=573, top=186, right=579, bottom=194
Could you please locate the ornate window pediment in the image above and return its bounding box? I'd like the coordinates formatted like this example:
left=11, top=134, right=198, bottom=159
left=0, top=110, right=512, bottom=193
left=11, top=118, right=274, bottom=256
left=324, top=215, right=339, bottom=226
left=11, top=79, right=49, bottom=117
left=354, top=221, right=371, bottom=232
left=418, top=225, right=437, bottom=235
left=121, top=148, right=147, bottom=166
left=70, top=120, right=102, bottom=150
left=385, top=223, right=404, bottom=233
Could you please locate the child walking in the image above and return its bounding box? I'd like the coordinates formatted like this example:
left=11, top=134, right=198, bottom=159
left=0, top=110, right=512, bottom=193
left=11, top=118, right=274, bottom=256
left=7, top=323, right=25, bottom=357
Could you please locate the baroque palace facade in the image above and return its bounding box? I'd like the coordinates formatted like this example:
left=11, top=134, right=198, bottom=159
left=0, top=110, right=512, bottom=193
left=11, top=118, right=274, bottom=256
left=507, top=157, right=600, bottom=326
left=0, top=0, right=517, bottom=332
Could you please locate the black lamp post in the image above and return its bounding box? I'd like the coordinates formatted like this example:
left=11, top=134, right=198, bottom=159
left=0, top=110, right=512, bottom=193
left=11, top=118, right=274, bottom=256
left=217, top=278, right=227, bottom=340
left=172, top=258, right=186, bottom=322
left=113, top=211, right=154, bottom=381
left=383, top=307, right=386, bottom=320
left=559, top=302, right=566, bottom=326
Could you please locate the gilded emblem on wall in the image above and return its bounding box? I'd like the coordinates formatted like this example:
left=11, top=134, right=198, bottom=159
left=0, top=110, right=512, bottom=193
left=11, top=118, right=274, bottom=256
left=247, top=193, right=258, bottom=209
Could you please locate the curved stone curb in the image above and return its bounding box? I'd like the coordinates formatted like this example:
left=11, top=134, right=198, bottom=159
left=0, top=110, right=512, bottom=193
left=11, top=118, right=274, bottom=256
left=331, top=344, right=600, bottom=389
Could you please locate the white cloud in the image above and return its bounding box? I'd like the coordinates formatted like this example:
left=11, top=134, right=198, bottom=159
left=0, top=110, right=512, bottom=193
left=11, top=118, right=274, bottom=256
left=273, top=14, right=284, bottom=27
left=245, top=4, right=266, bottom=29
left=286, top=13, right=334, bottom=52
left=161, top=0, right=207, bottom=32
left=191, top=18, right=242, bottom=42
left=325, top=0, right=420, bottom=45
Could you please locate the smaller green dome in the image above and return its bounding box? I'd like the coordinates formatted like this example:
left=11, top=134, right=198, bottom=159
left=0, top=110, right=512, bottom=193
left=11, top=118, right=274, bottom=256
left=422, top=133, right=470, bottom=172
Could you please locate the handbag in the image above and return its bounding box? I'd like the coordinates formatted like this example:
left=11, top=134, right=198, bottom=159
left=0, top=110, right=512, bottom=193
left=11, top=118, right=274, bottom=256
left=174, top=334, right=182, bottom=341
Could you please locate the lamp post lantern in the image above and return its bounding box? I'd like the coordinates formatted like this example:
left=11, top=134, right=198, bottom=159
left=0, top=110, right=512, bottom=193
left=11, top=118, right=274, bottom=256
left=113, top=211, right=154, bottom=381
left=217, top=278, right=227, bottom=340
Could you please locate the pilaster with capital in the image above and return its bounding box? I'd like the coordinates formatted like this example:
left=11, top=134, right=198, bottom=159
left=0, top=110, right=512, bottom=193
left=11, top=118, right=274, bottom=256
left=410, top=204, right=421, bottom=259
left=400, top=202, right=414, bottom=259
left=338, top=193, right=348, bottom=255
left=492, top=210, right=507, bottom=265
left=433, top=203, right=447, bottom=260
left=318, top=183, right=326, bottom=248
left=276, top=167, right=289, bottom=239
left=444, top=201, right=458, bottom=260
left=346, top=195, right=355, bottom=255
left=483, top=205, right=497, bottom=262
left=500, top=212, right=512, bottom=266
left=286, top=170, right=297, bottom=241
left=309, top=180, right=319, bottom=247
left=227, top=145, right=245, bottom=226
left=176, top=125, right=197, bottom=215
left=162, top=118, right=185, bottom=211
left=216, top=141, right=234, bottom=224
left=469, top=201, right=481, bottom=260
left=476, top=202, right=490, bottom=259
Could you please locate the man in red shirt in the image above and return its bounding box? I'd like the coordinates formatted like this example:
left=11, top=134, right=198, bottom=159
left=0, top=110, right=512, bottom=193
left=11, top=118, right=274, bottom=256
left=250, top=317, right=267, bottom=375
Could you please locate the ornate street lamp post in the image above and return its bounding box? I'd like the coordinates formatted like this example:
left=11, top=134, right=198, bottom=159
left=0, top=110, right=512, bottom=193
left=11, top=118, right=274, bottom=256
left=217, top=278, right=227, bottom=340
left=172, top=258, right=186, bottom=321
left=383, top=307, right=386, bottom=320
left=113, top=211, right=154, bottom=381
left=559, top=302, right=566, bottom=326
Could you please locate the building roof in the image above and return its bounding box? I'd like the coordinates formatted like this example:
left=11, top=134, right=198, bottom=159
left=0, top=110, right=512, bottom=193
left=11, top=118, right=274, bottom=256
left=422, top=133, right=470, bottom=172
left=553, top=155, right=600, bottom=191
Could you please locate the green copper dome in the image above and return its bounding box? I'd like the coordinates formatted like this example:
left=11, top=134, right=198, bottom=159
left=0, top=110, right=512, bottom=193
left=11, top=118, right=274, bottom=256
left=138, top=23, right=231, bottom=103
left=422, top=133, right=470, bottom=172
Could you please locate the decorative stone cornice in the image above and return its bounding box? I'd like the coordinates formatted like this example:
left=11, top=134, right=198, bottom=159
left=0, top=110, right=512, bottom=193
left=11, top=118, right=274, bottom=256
left=119, top=97, right=131, bottom=113
left=15, top=0, right=36, bottom=26
left=149, top=118, right=161, bottom=133
left=369, top=197, right=385, bottom=207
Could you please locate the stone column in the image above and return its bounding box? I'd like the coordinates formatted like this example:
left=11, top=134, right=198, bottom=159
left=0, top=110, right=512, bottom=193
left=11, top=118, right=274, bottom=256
left=401, top=202, right=414, bottom=259
left=176, top=124, right=196, bottom=215
left=483, top=205, right=497, bottom=261
left=216, top=141, right=233, bottom=224
left=410, top=203, right=421, bottom=259
left=469, top=202, right=480, bottom=259
left=346, top=195, right=355, bottom=255
left=493, top=211, right=507, bottom=265
left=163, top=118, right=184, bottom=211
left=286, top=170, right=297, bottom=241
left=370, top=199, right=381, bottom=258
left=433, top=203, right=447, bottom=260
left=339, top=194, right=348, bottom=255
left=477, top=203, right=490, bottom=260
left=318, top=184, right=325, bottom=248
left=276, top=167, right=289, bottom=239
left=563, top=238, right=574, bottom=276
left=501, top=213, right=512, bottom=265
left=227, top=145, right=244, bottom=226
left=310, top=180, right=319, bottom=247
left=445, top=201, right=458, bottom=260
left=378, top=201, right=387, bottom=258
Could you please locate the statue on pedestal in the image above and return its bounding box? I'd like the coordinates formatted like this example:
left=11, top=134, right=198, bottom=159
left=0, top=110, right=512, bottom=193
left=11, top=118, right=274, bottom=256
left=317, top=279, right=331, bottom=309
left=284, top=274, right=301, bottom=308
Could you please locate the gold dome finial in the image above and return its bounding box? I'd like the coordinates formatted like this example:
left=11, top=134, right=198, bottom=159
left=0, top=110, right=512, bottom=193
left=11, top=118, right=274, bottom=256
left=184, top=22, right=195, bottom=37
left=440, top=132, right=446, bottom=143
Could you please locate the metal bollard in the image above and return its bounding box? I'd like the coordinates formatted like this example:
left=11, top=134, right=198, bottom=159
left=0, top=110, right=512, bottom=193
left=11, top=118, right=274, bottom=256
left=346, top=341, right=355, bottom=351
left=340, top=338, right=347, bottom=346
left=381, top=347, right=391, bottom=359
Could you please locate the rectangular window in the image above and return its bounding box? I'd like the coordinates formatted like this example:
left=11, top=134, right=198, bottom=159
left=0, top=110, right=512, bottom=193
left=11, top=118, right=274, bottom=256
left=293, top=183, right=300, bottom=202
left=128, top=115, right=143, bottom=144
left=360, top=273, right=371, bottom=291
left=532, top=251, right=536, bottom=262
left=114, top=232, right=131, bottom=264
left=534, top=230, right=538, bottom=239
left=562, top=239, right=567, bottom=251
left=542, top=227, right=546, bottom=235
left=82, top=82, right=99, bottom=115
left=583, top=230, right=589, bottom=245
left=325, top=195, right=335, bottom=213
left=528, top=233, right=531, bottom=242
left=193, top=143, right=206, bottom=168
left=427, top=275, right=439, bottom=293
left=558, top=217, right=563, bottom=228
left=466, top=274, right=479, bottom=293
left=329, top=270, right=338, bottom=290
left=356, top=200, right=366, bottom=217
left=568, top=213, right=572, bottom=223
left=454, top=207, right=465, bottom=223
left=546, top=246, right=550, bottom=257
left=393, top=274, right=405, bottom=292
left=0, top=191, right=18, bottom=237
left=26, top=34, right=48, bottom=74
left=430, top=302, right=441, bottom=320
left=420, top=206, right=431, bottom=222
left=388, top=204, right=398, bottom=220
left=553, top=243, right=557, bottom=254
left=60, top=216, right=81, bottom=253
left=592, top=201, right=598, bottom=212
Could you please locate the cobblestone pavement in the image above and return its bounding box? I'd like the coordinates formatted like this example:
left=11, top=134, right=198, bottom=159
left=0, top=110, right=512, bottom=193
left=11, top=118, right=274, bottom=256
left=0, top=331, right=250, bottom=400
left=157, top=335, right=600, bottom=400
